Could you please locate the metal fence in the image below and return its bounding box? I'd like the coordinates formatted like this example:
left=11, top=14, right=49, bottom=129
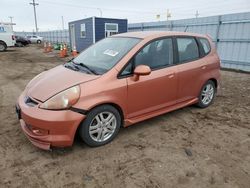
left=15, top=30, right=70, bottom=44
left=15, top=12, right=250, bottom=72
left=128, top=12, right=250, bottom=72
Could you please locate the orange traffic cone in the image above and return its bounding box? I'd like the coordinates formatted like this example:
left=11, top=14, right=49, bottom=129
left=63, top=44, right=68, bottom=57
left=72, top=45, right=78, bottom=57
left=59, top=44, right=65, bottom=58
left=47, top=42, right=52, bottom=52
left=43, top=42, right=48, bottom=53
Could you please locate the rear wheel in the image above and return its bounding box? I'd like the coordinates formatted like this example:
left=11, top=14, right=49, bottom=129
left=0, top=41, right=7, bottom=52
left=37, top=40, right=41, bottom=44
left=16, top=42, right=24, bottom=47
left=197, top=80, right=216, bottom=108
left=79, top=105, right=121, bottom=147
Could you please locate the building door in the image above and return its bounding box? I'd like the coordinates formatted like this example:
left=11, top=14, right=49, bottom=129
left=105, top=23, right=118, bottom=37
left=69, top=24, right=76, bottom=49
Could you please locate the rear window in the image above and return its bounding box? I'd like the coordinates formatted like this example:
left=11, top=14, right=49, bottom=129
left=177, top=37, right=199, bottom=63
left=199, top=38, right=211, bottom=55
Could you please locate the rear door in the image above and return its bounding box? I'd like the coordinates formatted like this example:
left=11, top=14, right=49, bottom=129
left=175, top=36, right=205, bottom=103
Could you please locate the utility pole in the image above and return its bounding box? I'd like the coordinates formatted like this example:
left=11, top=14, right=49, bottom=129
left=195, top=10, right=199, bottom=18
left=61, top=16, right=64, bottom=30
left=167, top=9, right=171, bottom=21
left=97, top=8, right=103, bottom=17
left=156, top=14, right=160, bottom=21
left=8, top=16, right=14, bottom=30
left=30, top=0, right=39, bottom=33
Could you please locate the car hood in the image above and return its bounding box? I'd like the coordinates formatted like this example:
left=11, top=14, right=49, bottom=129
left=26, top=65, right=100, bottom=102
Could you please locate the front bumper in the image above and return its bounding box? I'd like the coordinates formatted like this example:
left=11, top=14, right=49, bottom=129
left=16, top=92, right=86, bottom=150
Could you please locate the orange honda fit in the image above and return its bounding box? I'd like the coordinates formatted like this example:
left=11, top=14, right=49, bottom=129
left=16, top=31, right=220, bottom=150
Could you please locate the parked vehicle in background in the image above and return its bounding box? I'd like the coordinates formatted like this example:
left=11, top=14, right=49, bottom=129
left=0, top=22, right=16, bottom=52
left=26, top=35, right=43, bottom=44
left=15, top=36, right=31, bottom=47
left=16, top=31, right=220, bottom=150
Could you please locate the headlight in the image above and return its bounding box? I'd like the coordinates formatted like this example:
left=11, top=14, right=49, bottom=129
left=39, top=85, right=80, bottom=110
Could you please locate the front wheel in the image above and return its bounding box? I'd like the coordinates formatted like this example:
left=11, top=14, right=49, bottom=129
left=197, top=80, right=216, bottom=108
left=0, top=41, right=7, bottom=52
left=79, top=105, right=121, bottom=147
left=37, top=40, right=42, bottom=44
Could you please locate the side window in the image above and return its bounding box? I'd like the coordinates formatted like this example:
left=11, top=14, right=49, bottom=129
left=120, top=62, right=133, bottom=77
left=199, top=38, right=211, bottom=55
left=135, top=38, right=173, bottom=69
left=177, top=37, right=199, bottom=63
left=80, top=23, right=86, bottom=38
left=120, top=38, right=173, bottom=77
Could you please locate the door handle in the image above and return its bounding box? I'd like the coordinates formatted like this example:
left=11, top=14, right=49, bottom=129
left=201, top=66, right=206, bottom=70
left=168, top=74, right=175, bottom=79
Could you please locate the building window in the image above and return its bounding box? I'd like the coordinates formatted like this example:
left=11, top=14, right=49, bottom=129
left=105, top=23, right=118, bottom=37
left=80, top=23, right=86, bottom=38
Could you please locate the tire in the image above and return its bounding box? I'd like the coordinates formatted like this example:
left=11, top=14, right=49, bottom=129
left=16, top=42, right=23, bottom=47
left=79, top=105, right=121, bottom=147
left=0, top=41, right=7, bottom=52
left=197, top=80, right=216, bottom=108
left=37, top=40, right=41, bottom=44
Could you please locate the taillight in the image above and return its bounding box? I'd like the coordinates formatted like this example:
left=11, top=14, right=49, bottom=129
left=12, top=35, right=15, bottom=40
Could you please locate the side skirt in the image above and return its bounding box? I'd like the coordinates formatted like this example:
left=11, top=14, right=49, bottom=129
left=123, top=98, right=198, bottom=127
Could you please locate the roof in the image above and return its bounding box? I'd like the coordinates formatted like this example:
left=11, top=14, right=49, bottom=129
left=114, top=31, right=208, bottom=39
left=0, top=22, right=16, bottom=25
left=69, top=16, right=127, bottom=24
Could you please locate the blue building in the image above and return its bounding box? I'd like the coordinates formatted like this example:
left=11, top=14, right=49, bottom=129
left=68, top=17, right=128, bottom=52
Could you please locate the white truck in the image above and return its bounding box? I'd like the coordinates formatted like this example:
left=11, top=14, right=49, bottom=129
left=0, top=22, right=16, bottom=52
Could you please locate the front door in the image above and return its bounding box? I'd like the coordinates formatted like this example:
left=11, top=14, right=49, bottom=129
left=125, top=38, right=178, bottom=118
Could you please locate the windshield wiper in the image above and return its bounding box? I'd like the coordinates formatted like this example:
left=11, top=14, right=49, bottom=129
left=72, top=61, right=99, bottom=75
left=64, top=63, right=79, bottom=71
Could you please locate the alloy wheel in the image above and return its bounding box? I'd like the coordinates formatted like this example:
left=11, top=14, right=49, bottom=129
left=89, top=111, right=117, bottom=142
left=201, top=83, right=214, bottom=105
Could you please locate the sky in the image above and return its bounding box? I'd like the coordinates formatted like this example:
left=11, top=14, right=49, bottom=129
left=1, top=0, right=250, bottom=31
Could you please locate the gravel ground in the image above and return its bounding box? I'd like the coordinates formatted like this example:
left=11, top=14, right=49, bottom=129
left=0, top=45, right=249, bottom=188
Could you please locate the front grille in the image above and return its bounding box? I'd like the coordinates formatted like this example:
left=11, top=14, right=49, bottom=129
left=24, top=96, right=38, bottom=107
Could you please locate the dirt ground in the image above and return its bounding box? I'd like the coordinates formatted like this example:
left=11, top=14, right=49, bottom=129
left=0, top=45, right=249, bottom=188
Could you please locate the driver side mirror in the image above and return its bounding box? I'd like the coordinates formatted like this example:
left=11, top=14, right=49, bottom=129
left=133, top=65, right=151, bottom=81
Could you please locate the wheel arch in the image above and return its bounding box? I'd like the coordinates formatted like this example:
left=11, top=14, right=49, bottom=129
left=0, top=40, right=7, bottom=47
left=209, top=78, right=218, bottom=89
left=87, top=102, right=124, bottom=125
left=74, top=102, right=125, bottom=143
left=76, top=102, right=125, bottom=132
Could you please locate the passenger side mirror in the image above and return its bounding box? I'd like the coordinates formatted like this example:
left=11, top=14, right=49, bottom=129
left=133, top=65, right=151, bottom=81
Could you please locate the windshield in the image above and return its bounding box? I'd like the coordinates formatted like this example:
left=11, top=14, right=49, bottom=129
left=72, top=37, right=141, bottom=75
